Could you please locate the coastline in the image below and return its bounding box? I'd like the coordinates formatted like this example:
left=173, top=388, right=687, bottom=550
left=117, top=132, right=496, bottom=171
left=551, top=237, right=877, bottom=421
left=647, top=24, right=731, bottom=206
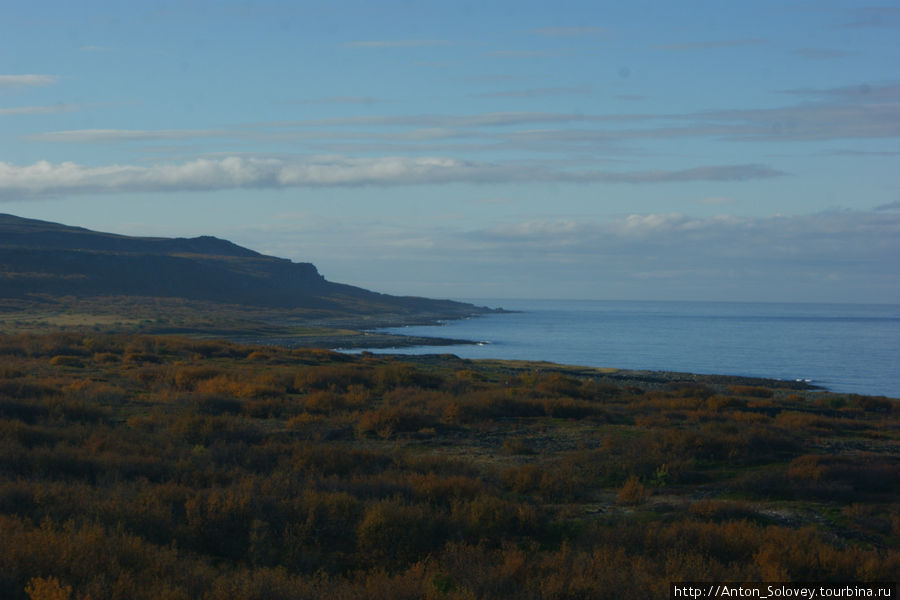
left=333, top=298, right=900, bottom=399
left=3, top=296, right=895, bottom=398
left=230, top=330, right=480, bottom=351
left=381, top=353, right=828, bottom=395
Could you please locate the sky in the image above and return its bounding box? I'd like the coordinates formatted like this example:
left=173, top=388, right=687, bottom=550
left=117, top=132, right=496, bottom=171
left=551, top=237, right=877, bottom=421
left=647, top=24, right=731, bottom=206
left=1, top=0, right=899, bottom=303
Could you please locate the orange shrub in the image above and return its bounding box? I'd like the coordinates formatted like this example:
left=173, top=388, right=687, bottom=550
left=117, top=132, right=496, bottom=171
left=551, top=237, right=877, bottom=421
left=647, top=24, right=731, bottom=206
left=303, top=390, right=347, bottom=413
left=729, top=385, right=774, bottom=398
left=49, top=355, right=84, bottom=368
left=173, top=366, right=224, bottom=390
left=356, top=405, right=437, bottom=439
left=502, top=464, right=542, bottom=494
left=462, top=495, right=536, bottom=541
left=787, top=455, right=826, bottom=481
left=616, top=475, right=647, bottom=506
left=25, top=576, right=73, bottom=600
left=409, top=473, right=484, bottom=506
left=357, top=499, right=446, bottom=568
left=295, top=365, right=374, bottom=392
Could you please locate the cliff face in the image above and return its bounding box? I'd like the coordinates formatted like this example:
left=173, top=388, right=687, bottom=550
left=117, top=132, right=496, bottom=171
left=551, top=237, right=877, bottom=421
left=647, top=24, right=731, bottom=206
left=0, top=213, right=481, bottom=316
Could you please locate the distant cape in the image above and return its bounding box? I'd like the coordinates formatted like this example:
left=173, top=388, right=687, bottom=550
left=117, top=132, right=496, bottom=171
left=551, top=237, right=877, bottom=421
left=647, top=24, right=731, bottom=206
left=0, top=213, right=489, bottom=317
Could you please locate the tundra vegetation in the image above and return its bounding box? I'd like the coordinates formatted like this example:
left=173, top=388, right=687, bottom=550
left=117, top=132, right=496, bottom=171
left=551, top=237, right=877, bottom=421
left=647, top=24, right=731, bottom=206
left=0, top=333, right=897, bottom=599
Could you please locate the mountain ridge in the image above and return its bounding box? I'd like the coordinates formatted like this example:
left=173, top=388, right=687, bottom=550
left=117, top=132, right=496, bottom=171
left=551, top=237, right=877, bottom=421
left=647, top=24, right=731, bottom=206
left=0, top=213, right=264, bottom=258
left=0, top=213, right=490, bottom=318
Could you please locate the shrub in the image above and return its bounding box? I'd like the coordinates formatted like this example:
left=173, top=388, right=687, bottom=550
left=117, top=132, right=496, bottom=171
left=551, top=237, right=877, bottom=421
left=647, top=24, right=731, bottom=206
left=462, top=495, right=537, bottom=542
left=616, top=475, right=647, bottom=506
left=787, top=454, right=826, bottom=481
left=196, top=394, right=244, bottom=416
left=295, top=365, right=374, bottom=392
left=0, top=380, right=61, bottom=400
left=356, top=405, right=438, bottom=439
left=456, top=390, right=544, bottom=421
left=374, top=364, right=443, bottom=391
left=688, top=499, right=757, bottom=521
left=410, top=473, right=483, bottom=506
left=532, top=373, right=585, bottom=398
left=92, top=352, right=120, bottom=363
left=25, top=576, right=73, bottom=600
left=502, top=438, right=537, bottom=455
left=173, top=366, right=224, bottom=390
left=123, top=352, right=161, bottom=364
left=357, top=499, right=446, bottom=567
left=729, top=385, right=774, bottom=398
left=0, top=365, right=25, bottom=378
left=502, top=464, right=542, bottom=494
left=49, top=355, right=85, bottom=368
left=542, top=397, right=600, bottom=419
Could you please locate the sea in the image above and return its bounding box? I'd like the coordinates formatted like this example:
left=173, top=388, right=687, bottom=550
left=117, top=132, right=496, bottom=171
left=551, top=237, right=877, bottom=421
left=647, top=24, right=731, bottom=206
left=348, top=299, right=900, bottom=398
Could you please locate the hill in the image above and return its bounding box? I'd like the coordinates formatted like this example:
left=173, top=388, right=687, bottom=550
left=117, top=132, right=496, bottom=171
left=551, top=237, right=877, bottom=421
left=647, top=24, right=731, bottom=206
left=0, top=213, right=491, bottom=320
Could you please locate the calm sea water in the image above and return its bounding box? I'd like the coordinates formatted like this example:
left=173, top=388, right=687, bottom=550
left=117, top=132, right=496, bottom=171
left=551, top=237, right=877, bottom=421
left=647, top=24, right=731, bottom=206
left=350, top=299, right=900, bottom=398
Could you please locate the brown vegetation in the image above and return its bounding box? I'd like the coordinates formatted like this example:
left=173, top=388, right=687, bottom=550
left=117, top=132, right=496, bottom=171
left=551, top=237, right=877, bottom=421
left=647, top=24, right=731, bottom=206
left=0, top=332, right=897, bottom=599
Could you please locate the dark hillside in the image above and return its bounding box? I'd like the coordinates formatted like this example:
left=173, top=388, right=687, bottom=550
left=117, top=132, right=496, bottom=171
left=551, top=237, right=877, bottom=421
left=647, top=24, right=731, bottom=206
left=0, top=213, right=487, bottom=317
left=0, top=213, right=261, bottom=257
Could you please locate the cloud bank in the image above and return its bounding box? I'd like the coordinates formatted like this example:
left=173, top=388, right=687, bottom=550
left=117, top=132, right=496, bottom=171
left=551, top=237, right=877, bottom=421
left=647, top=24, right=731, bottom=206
left=26, top=83, right=896, bottom=155
left=344, top=39, right=450, bottom=48
left=653, top=39, right=766, bottom=51
left=27, top=129, right=227, bottom=143
left=446, top=211, right=900, bottom=298
left=238, top=209, right=900, bottom=302
left=0, top=104, right=81, bottom=116
left=528, top=27, right=608, bottom=37
left=0, top=74, right=57, bottom=88
left=0, top=157, right=784, bottom=198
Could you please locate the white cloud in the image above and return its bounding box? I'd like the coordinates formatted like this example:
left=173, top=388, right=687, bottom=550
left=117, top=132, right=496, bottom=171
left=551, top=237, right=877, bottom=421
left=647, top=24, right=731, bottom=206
left=486, top=49, right=563, bottom=58
left=293, top=96, right=383, bottom=105
left=0, top=104, right=80, bottom=116
left=13, top=82, right=893, bottom=186
left=238, top=209, right=900, bottom=302
left=577, top=164, right=783, bottom=183
left=0, top=74, right=57, bottom=88
left=466, top=211, right=900, bottom=264
left=0, top=157, right=785, bottom=198
left=446, top=211, right=898, bottom=300
left=263, top=83, right=900, bottom=145
left=491, top=220, right=580, bottom=238
left=34, top=81, right=893, bottom=156
left=27, top=129, right=228, bottom=143
left=843, top=6, right=900, bottom=28
left=792, top=48, right=851, bottom=60
left=473, top=86, right=593, bottom=99
left=779, top=83, right=900, bottom=102
left=652, top=38, right=766, bottom=51
left=329, top=112, right=601, bottom=128
left=344, top=39, right=450, bottom=48
left=695, top=196, right=737, bottom=205
left=529, top=27, right=608, bottom=37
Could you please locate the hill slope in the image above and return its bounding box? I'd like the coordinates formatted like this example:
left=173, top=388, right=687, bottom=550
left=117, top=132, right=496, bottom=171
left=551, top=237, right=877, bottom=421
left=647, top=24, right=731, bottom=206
left=0, top=213, right=487, bottom=318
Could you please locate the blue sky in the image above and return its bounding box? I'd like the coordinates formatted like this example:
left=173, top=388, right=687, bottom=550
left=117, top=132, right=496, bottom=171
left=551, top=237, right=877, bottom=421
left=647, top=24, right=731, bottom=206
left=2, top=1, right=899, bottom=302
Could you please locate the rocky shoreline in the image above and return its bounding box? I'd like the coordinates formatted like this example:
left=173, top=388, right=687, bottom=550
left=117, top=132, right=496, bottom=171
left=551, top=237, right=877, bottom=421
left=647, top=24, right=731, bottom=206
left=233, top=330, right=480, bottom=351
left=392, top=353, right=825, bottom=394
left=238, top=327, right=827, bottom=396
left=231, top=314, right=831, bottom=396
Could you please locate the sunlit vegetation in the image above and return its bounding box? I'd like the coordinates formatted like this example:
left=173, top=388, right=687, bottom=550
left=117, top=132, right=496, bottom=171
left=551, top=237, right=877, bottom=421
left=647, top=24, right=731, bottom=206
left=0, top=332, right=897, bottom=599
